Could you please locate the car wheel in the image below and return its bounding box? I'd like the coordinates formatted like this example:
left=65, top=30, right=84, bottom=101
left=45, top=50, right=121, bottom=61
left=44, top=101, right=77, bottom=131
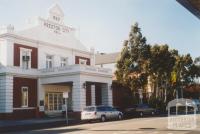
left=101, top=115, right=106, bottom=122
left=140, top=112, right=143, bottom=117
left=118, top=114, right=122, bottom=120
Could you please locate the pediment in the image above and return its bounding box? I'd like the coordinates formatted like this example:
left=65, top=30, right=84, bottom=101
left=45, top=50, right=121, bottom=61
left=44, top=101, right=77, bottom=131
left=49, top=4, right=64, bottom=17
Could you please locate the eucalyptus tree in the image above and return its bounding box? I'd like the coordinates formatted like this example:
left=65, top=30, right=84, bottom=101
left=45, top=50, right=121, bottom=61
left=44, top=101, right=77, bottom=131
left=172, top=54, right=200, bottom=98
left=115, top=22, right=200, bottom=106
left=115, top=23, right=150, bottom=98
left=149, top=45, right=176, bottom=102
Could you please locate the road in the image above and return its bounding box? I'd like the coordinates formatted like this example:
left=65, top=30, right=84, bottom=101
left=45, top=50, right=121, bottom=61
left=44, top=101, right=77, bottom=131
left=7, top=116, right=200, bottom=134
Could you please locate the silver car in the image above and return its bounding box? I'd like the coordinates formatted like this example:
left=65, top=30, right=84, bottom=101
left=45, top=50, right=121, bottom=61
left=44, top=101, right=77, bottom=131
left=81, top=106, right=123, bottom=122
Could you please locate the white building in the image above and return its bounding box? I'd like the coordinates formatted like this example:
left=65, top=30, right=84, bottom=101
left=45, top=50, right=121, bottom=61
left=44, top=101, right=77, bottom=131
left=0, top=4, right=112, bottom=119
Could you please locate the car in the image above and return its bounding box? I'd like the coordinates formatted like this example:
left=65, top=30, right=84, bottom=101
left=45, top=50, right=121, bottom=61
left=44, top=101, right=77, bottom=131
left=135, top=104, right=156, bottom=116
left=192, top=99, right=200, bottom=113
left=124, top=105, right=137, bottom=117
left=124, top=104, right=156, bottom=117
left=81, top=106, right=123, bottom=122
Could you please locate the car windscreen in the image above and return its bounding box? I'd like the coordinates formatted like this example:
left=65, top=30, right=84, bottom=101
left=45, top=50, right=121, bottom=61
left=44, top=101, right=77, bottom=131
left=97, top=106, right=114, bottom=111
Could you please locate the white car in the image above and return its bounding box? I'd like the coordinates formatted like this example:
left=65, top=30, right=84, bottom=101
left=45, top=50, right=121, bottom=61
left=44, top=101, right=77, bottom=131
left=81, top=106, right=123, bottom=122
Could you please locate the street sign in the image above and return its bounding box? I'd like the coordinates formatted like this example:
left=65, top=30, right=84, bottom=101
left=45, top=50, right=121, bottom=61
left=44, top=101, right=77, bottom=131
left=63, top=92, right=69, bottom=125
left=63, top=92, right=68, bottom=98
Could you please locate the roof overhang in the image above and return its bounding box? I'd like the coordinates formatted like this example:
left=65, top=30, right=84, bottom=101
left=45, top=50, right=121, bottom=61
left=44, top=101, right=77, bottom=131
left=177, top=0, right=200, bottom=19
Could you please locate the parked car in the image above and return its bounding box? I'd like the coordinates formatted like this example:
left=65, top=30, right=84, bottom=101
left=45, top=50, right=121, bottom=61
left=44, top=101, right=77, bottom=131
left=124, top=105, right=137, bottom=116
left=124, top=104, right=156, bottom=117
left=135, top=104, right=156, bottom=116
left=81, top=106, right=123, bottom=122
left=192, top=99, right=200, bottom=113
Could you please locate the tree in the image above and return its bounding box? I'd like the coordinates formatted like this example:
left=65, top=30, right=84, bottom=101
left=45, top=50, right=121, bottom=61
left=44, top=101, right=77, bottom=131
left=149, top=45, right=176, bottom=102
left=116, top=22, right=200, bottom=107
left=115, top=23, right=150, bottom=100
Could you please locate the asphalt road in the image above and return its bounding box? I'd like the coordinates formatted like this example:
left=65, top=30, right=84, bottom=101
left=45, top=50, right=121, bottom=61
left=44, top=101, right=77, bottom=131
left=6, top=115, right=200, bottom=134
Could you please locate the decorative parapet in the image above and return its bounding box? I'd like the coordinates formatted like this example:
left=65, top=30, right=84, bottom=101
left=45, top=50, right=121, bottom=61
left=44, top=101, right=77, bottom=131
left=39, top=64, right=112, bottom=77
left=0, top=66, right=39, bottom=77
left=0, top=65, right=112, bottom=77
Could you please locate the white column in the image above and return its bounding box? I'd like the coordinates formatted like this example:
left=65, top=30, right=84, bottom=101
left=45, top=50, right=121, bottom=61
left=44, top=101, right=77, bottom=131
left=72, top=81, right=86, bottom=111
left=101, top=83, right=113, bottom=106
left=6, top=39, right=14, bottom=66
left=38, top=78, right=45, bottom=112
left=0, top=75, right=13, bottom=113
left=0, top=39, right=14, bottom=66
left=91, top=85, right=96, bottom=106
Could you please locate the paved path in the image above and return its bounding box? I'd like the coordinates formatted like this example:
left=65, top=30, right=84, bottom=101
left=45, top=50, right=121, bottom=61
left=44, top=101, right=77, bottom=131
left=6, top=116, right=200, bottom=134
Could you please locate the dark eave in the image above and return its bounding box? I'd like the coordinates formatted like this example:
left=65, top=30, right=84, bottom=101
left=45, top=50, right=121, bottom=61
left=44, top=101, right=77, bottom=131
left=177, top=0, right=200, bottom=19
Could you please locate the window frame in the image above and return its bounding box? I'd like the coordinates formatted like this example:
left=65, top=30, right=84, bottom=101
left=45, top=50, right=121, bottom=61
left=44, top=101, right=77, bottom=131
left=60, top=57, right=68, bottom=67
left=46, top=55, right=54, bottom=69
left=21, top=86, right=29, bottom=107
left=20, top=47, right=32, bottom=69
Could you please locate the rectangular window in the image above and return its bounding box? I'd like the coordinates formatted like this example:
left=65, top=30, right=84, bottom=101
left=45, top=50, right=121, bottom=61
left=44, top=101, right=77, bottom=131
left=21, top=49, right=31, bottom=69
left=21, top=87, right=28, bottom=107
left=60, top=57, right=68, bottom=67
left=46, top=55, right=53, bottom=69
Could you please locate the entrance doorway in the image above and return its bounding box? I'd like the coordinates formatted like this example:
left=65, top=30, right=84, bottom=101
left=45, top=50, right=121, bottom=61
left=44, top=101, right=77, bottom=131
left=45, top=92, right=63, bottom=113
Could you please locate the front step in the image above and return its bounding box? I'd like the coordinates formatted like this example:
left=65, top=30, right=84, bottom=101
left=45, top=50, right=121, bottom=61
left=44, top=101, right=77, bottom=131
left=45, top=112, right=63, bottom=118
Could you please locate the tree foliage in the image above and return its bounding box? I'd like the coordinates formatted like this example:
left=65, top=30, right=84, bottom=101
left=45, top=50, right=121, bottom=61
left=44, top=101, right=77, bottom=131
left=115, top=23, right=150, bottom=91
left=115, top=23, right=200, bottom=105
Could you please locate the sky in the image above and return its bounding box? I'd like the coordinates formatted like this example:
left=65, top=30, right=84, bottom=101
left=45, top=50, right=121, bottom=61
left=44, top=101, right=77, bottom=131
left=0, top=0, right=199, bottom=58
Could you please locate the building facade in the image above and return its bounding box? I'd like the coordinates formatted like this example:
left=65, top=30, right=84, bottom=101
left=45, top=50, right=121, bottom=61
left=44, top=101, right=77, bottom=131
left=0, top=4, right=113, bottom=119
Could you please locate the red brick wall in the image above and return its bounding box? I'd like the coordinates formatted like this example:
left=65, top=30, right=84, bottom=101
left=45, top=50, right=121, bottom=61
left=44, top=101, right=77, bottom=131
left=13, top=109, right=36, bottom=119
left=86, top=84, right=91, bottom=106
left=13, top=77, right=37, bottom=108
left=14, top=43, right=38, bottom=68
left=12, top=77, right=38, bottom=119
left=75, top=56, right=90, bottom=65
left=0, top=113, right=13, bottom=120
left=95, top=84, right=102, bottom=105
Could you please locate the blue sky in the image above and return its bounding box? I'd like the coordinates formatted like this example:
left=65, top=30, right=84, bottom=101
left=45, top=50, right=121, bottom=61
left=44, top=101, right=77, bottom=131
left=0, top=0, right=199, bottom=58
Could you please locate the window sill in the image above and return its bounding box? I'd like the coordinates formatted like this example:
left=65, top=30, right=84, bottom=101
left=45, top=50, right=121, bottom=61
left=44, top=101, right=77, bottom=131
left=13, top=107, right=36, bottom=110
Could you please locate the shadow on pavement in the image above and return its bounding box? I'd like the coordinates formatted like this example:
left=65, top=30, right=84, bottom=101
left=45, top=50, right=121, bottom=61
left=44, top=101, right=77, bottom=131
left=89, top=129, right=192, bottom=132
left=11, top=128, right=84, bottom=134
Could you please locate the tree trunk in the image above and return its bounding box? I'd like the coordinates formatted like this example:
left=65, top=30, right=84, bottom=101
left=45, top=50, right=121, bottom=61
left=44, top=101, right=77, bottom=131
left=156, top=80, right=158, bottom=99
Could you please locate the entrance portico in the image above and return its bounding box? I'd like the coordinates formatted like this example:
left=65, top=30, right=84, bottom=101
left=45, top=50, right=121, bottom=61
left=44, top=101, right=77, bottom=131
left=38, top=65, right=113, bottom=117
